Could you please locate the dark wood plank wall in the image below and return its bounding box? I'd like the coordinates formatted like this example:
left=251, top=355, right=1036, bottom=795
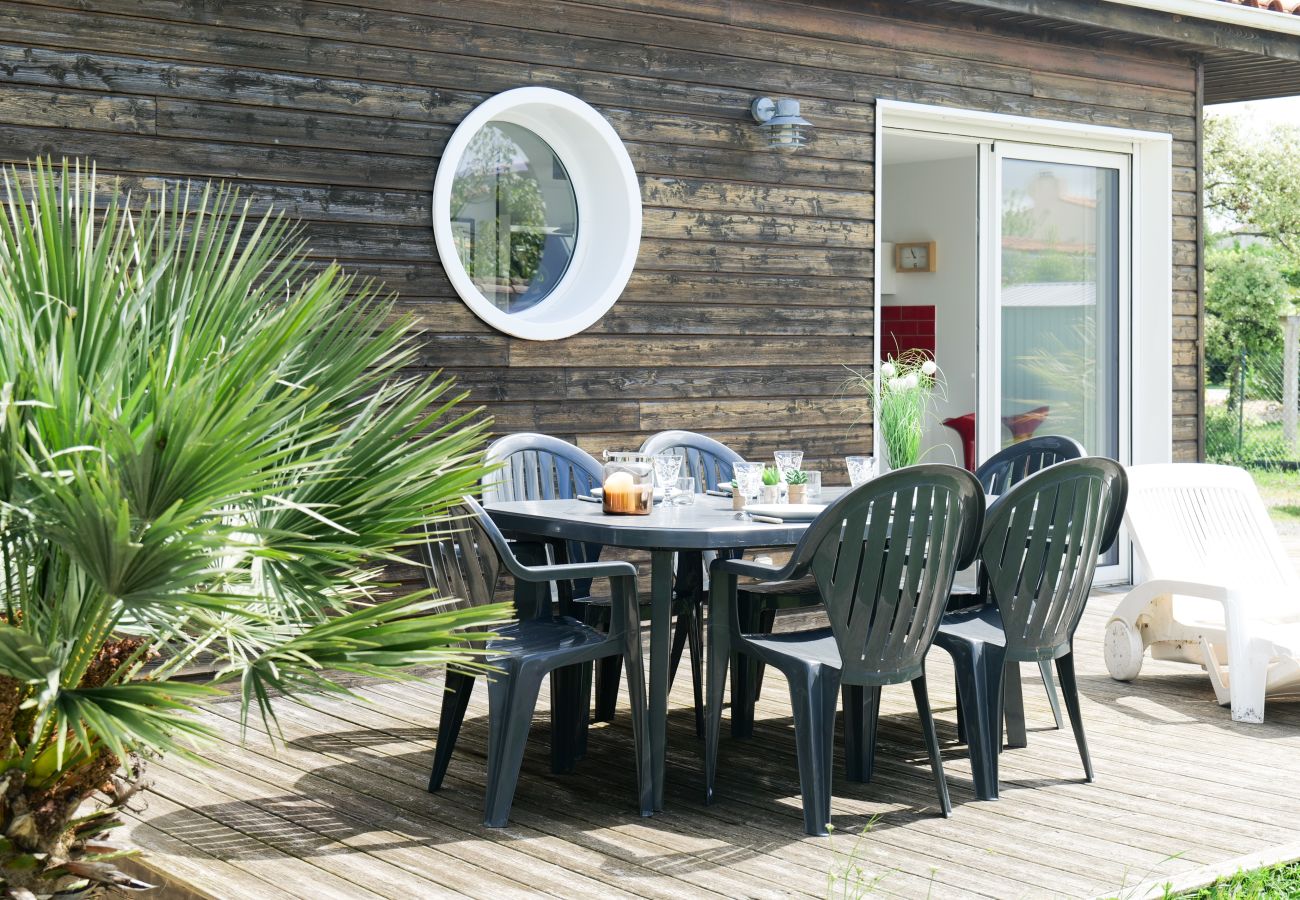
left=0, top=0, right=1201, bottom=471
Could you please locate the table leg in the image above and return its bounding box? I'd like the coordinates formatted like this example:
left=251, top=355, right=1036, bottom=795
left=649, top=550, right=673, bottom=811
left=549, top=664, right=583, bottom=774
left=674, top=551, right=706, bottom=739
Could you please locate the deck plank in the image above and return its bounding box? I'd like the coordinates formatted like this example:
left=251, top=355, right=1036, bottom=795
left=126, top=590, right=1300, bottom=899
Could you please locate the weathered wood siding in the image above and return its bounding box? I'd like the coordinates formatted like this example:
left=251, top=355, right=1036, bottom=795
left=0, top=0, right=1201, bottom=467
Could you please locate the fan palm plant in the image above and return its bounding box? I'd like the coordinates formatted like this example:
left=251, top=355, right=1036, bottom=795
left=0, top=160, right=510, bottom=897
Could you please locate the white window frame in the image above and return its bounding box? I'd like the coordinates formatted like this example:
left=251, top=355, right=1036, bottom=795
left=432, top=87, right=642, bottom=341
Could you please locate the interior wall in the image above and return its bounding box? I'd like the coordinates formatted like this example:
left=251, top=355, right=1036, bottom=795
left=881, top=150, right=979, bottom=467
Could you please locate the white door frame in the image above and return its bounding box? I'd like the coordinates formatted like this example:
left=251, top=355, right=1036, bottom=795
left=874, top=100, right=1174, bottom=582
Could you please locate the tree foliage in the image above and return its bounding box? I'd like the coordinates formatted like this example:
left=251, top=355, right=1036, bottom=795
left=449, top=123, right=548, bottom=289
left=1205, top=245, right=1286, bottom=404
left=0, top=160, right=510, bottom=897
left=1203, top=114, right=1300, bottom=398
left=1205, top=115, right=1300, bottom=256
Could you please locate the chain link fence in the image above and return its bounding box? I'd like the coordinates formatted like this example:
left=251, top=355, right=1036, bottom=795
left=1206, top=347, right=1300, bottom=469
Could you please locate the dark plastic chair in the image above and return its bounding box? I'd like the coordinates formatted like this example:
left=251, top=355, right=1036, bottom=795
left=640, top=429, right=743, bottom=492
left=482, top=431, right=604, bottom=505
left=423, top=497, right=652, bottom=828
left=704, top=465, right=984, bottom=836
left=976, top=434, right=1086, bottom=496
left=482, top=433, right=609, bottom=748
left=962, top=435, right=1087, bottom=735
left=483, top=432, right=605, bottom=610
left=934, top=457, right=1127, bottom=802
left=485, top=433, right=699, bottom=733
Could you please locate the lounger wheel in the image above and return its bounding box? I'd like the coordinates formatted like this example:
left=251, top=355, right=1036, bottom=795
left=1103, top=619, right=1144, bottom=681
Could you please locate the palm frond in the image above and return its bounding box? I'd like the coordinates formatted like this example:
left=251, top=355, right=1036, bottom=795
left=50, top=681, right=219, bottom=769
left=0, top=158, right=509, bottom=814
left=230, top=594, right=511, bottom=735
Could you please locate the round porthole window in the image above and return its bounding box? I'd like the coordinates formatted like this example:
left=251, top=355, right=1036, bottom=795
left=433, top=87, right=642, bottom=340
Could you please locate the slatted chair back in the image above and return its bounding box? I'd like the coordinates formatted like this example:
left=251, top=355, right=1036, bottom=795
left=1124, top=463, right=1298, bottom=596
left=482, top=433, right=604, bottom=504
left=976, top=435, right=1086, bottom=496
left=783, top=465, right=984, bottom=686
left=639, top=430, right=744, bottom=491
left=420, top=507, right=502, bottom=614
left=982, top=458, right=1127, bottom=661
left=481, top=433, right=604, bottom=595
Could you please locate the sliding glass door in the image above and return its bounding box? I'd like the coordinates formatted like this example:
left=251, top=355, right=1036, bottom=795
left=982, top=143, right=1130, bottom=577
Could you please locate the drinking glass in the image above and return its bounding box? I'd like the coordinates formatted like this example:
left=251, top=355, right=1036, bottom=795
left=774, top=449, right=804, bottom=481
left=652, top=452, right=683, bottom=501
left=805, top=470, right=822, bottom=500
left=845, top=455, right=877, bottom=487
left=732, top=462, right=765, bottom=519
left=672, top=477, right=696, bottom=506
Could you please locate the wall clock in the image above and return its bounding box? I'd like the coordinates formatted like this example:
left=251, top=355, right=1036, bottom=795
left=895, top=240, right=936, bottom=273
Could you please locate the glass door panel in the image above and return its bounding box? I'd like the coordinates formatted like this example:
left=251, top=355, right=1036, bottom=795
left=986, top=144, right=1130, bottom=577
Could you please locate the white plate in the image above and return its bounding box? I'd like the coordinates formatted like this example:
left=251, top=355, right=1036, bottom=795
left=590, top=486, right=665, bottom=500
left=743, top=503, right=825, bottom=522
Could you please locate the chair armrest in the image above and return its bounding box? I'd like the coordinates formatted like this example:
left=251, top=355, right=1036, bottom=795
left=1109, top=577, right=1235, bottom=626
left=712, top=556, right=798, bottom=582
left=512, top=559, right=638, bottom=584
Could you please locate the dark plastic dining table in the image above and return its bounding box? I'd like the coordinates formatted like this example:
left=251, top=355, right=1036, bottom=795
left=485, top=488, right=1029, bottom=809
left=484, top=491, right=844, bottom=809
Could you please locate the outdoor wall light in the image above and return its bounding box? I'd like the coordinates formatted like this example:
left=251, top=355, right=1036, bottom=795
left=751, top=97, right=812, bottom=150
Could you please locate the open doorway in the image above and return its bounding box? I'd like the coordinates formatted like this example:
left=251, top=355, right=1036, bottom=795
left=878, top=132, right=980, bottom=470
left=880, top=131, right=1127, bottom=474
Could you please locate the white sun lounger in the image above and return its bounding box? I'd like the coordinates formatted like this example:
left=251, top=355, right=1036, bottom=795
left=1105, top=463, right=1300, bottom=723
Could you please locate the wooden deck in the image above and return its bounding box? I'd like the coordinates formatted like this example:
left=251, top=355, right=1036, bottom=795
left=125, top=582, right=1300, bottom=900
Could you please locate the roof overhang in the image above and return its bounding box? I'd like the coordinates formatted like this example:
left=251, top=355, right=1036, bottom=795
left=921, top=0, right=1300, bottom=103
left=1105, top=0, right=1300, bottom=39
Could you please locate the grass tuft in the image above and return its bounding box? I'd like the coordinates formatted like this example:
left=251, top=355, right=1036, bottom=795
left=1168, top=860, right=1300, bottom=898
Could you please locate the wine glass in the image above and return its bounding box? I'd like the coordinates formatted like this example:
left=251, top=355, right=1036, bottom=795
left=731, top=462, right=765, bottom=520
left=652, top=452, right=683, bottom=503
left=845, top=455, right=877, bottom=487
left=805, top=470, right=822, bottom=500
left=774, top=449, right=804, bottom=482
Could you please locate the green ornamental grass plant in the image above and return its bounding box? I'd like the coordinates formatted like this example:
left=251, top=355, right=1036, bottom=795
left=0, top=160, right=511, bottom=897
left=845, top=350, right=940, bottom=470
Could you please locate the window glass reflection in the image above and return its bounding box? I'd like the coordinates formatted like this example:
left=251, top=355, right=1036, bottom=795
left=450, top=123, right=578, bottom=313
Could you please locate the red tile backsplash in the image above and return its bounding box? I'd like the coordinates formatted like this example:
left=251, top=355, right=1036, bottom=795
left=880, top=305, right=936, bottom=361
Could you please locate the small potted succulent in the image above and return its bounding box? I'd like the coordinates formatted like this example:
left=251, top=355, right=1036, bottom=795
left=785, top=469, right=809, bottom=504
left=760, top=465, right=782, bottom=503
left=730, top=478, right=747, bottom=511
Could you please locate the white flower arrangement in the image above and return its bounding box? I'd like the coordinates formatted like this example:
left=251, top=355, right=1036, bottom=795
left=843, top=349, right=942, bottom=470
